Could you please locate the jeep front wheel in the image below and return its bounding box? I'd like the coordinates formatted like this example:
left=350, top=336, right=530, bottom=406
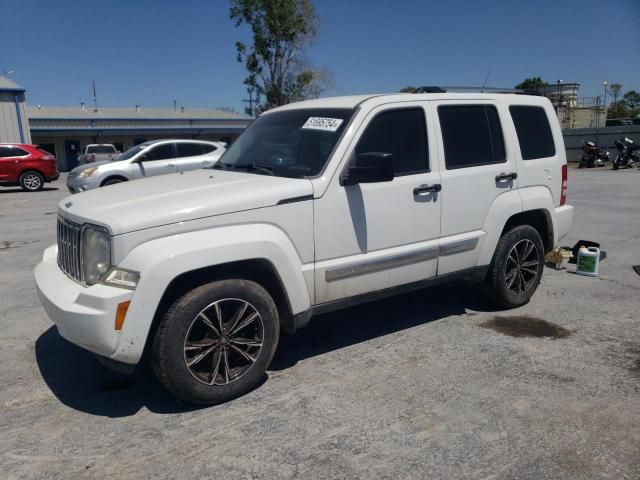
left=150, top=279, right=279, bottom=404
left=485, top=225, right=544, bottom=308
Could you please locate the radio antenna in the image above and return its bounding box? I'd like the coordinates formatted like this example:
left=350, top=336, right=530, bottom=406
left=481, top=70, right=491, bottom=92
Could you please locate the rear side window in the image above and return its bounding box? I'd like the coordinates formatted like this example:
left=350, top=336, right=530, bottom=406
left=356, top=108, right=429, bottom=175
left=438, top=105, right=506, bottom=169
left=509, top=106, right=556, bottom=160
left=176, top=143, right=205, bottom=157
left=145, top=143, right=175, bottom=161
left=202, top=144, right=218, bottom=154
left=0, top=146, right=29, bottom=157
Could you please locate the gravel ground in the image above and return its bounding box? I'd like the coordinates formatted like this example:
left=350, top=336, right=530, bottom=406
left=1, top=169, right=639, bottom=479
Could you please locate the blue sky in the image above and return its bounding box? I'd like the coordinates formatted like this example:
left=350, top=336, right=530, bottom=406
left=1, top=0, right=638, bottom=113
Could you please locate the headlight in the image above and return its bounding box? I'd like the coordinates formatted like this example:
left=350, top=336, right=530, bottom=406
left=82, top=225, right=111, bottom=285
left=79, top=167, right=98, bottom=178
left=102, top=268, right=140, bottom=290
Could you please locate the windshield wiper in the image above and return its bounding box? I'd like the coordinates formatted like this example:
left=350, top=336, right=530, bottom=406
left=221, top=162, right=275, bottom=176
left=212, top=162, right=232, bottom=170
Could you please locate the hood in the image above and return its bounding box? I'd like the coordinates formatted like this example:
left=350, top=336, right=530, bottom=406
left=70, top=160, right=113, bottom=174
left=58, top=169, right=313, bottom=235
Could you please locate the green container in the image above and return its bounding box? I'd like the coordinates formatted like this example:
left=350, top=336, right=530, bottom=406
left=576, top=246, right=599, bottom=277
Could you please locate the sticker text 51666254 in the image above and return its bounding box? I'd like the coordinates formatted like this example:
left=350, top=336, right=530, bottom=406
left=301, top=117, right=344, bottom=132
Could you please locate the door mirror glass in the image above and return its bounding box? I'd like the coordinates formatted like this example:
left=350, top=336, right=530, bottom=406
left=341, top=152, right=394, bottom=186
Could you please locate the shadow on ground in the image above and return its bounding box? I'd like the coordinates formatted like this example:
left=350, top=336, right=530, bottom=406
left=271, top=280, right=495, bottom=370
left=36, top=280, right=497, bottom=418
left=35, top=328, right=209, bottom=418
left=0, top=187, right=59, bottom=194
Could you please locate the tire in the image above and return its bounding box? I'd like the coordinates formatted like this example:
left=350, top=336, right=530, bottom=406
left=150, top=279, right=280, bottom=404
left=19, top=171, right=44, bottom=192
left=102, top=178, right=125, bottom=186
left=485, top=225, right=545, bottom=308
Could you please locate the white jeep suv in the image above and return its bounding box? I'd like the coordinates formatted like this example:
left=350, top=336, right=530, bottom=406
left=35, top=90, right=573, bottom=404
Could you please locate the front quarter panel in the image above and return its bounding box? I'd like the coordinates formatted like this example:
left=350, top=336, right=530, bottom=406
left=114, top=223, right=311, bottom=364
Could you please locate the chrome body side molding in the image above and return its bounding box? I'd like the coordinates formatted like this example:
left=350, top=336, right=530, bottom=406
left=324, top=237, right=479, bottom=282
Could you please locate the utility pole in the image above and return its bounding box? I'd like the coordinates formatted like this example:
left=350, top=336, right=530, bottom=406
left=595, top=96, right=600, bottom=145
left=92, top=80, right=98, bottom=112
left=173, top=99, right=177, bottom=111
left=602, top=80, right=608, bottom=128
left=242, top=87, right=258, bottom=117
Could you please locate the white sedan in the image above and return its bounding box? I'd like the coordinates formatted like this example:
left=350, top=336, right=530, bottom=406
left=67, top=139, right=226, bottom=193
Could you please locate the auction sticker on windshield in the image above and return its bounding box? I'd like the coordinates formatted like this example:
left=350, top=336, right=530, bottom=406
left=302, top=117, right=344, bottom=132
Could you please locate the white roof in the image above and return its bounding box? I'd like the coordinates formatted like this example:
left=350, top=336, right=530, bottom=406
left=266, top=92, right=549, bottom=114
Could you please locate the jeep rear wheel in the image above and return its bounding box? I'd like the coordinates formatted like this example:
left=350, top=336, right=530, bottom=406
left=150, top=279, right=279, bottom=404
left=485, top=225, right=544, bottom=308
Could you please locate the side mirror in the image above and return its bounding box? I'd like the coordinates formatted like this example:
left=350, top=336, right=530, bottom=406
left=136, top=154, right=147, bottom=163
left=341, top=152, right=394, bottom=186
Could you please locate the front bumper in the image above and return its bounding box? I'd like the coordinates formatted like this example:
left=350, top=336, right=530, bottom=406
left=554, top=205, right=574, bottom=242
left=34, top=245, right=136, bottom=363
left=66, top=175, right=100, bottom=194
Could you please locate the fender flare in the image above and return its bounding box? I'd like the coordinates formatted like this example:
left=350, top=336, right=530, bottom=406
left=476, top=190, right=523, bottom=266
left=113, top=224, right=311, bottom=364
left=518, top=186, right=557, bottom=244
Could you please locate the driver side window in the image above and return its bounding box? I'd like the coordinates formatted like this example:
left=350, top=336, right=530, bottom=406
left=145, top=143, right=175, bottom=161
left=356, top=108, right=429, bottom=176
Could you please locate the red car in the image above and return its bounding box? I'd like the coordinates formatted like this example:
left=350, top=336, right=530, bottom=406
left=0, top=143, right=59, bottom=192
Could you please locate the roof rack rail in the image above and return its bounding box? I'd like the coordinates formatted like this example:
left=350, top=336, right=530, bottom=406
left=414, top=86, right=541, bottom=96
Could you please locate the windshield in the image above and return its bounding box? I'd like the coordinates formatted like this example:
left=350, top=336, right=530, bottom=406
left=215, top=108, right=354, bottom=178
left=115, top=144, right=146, bottom=161
left=87, top=145, right=116, bottom=154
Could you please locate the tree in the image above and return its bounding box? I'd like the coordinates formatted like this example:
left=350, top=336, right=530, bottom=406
left=230, top=0, right=329, bottom=112
left=515, top=77, right=546, bottom=90
left=608, top=83, right=623, bottom=104
left=623, top=90, right=640, bottom=116
left=607, top=100, right=629, bottom=119
left=399, top=86, right=417, bottom=93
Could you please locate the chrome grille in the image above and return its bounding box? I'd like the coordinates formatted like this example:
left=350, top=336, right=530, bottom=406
left=57, top=217, right=84, bottom=284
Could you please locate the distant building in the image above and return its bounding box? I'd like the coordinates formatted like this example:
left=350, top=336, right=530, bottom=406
left=0, top=76, right=31, bottom=144
left=28, top=105, right=251, bottom=171
left=0, top=76, right=251, bottom=171
left=538, top=82, right=607, bottom=129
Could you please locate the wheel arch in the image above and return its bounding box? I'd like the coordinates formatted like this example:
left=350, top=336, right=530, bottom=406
left=111, top=224, right=312, bottom=364
left=148, top=259, right=294, bottom=350
left=501, top=209, right=553, bottom=252
left=18, top=168, right=45, bottom=179
left=100, top=175, right=128, bottom=186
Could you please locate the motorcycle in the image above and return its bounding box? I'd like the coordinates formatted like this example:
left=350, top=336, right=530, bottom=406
left=612, top=137, right=639, bottom=170
left=579, top=141, right=610, bottom=168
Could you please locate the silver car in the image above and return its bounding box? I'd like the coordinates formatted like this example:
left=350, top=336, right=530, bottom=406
left=67, top=139, right=225, bottom=193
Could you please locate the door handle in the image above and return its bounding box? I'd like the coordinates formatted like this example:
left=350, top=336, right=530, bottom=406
left=166, top=164, right=175, bottom=168
left=413, top=184, right=441, bottom=195
left=495, top=172, right=517, bottom=182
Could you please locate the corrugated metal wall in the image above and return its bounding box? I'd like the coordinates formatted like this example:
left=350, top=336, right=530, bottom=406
left=0, top=92, right=31, bottom=144
left=563, top=126, right=639, bottom=162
